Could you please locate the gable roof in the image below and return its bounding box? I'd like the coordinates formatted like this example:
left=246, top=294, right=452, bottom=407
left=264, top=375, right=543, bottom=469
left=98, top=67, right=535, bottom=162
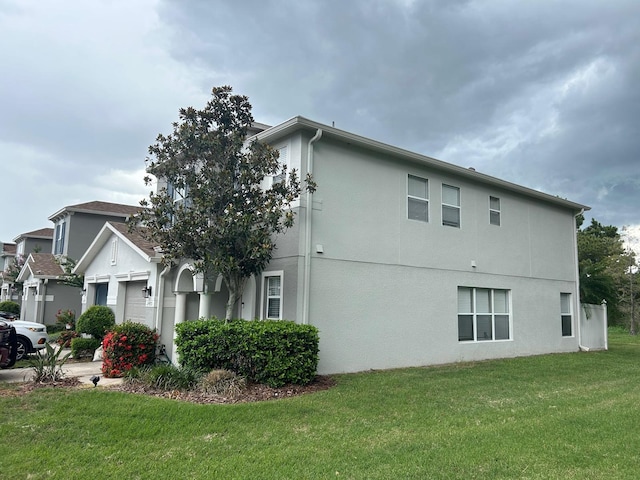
left=12, top=228, right=54, bottom=243
left=253, top=116, right=590, bottom=213
left=73, top=222, right=162, bottom=274
left=48, top=201, right=144, bottom=223
left=17, top=253, right=64, bottom=282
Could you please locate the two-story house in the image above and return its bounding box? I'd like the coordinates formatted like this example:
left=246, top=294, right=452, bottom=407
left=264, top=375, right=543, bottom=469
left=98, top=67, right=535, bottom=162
left=75, top=117, right=593, bottom=374
left=17, top=201, right=142, bottom=324
left=0, top=229, right=53, bottom=304
left=0, top=242, right=17, bottom=302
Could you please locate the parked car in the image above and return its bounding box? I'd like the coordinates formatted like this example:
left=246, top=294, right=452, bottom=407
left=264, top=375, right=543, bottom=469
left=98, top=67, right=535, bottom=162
left=0, top=320, right=17, bottom=368
left=0, top=312, right=50, bottom=361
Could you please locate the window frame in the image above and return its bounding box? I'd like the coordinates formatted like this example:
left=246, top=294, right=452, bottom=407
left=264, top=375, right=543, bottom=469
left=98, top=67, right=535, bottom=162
left=489, top=196, right=501, bottom=226
left=272, top=146, right=289, bottom=186
left=458, top=287, right=512, bottom=342
left=442, top=184, right=461, bottom=228
left=261, top=271, right=284, bottom=320
left=407, top=174, right=429, bottom=222
left=560, top=293, right=573, bottom=337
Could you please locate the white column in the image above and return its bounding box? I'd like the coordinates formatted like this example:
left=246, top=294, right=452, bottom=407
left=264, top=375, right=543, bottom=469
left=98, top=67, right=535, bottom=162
left=172, top=292, right=187, bottom=364
left=198, top=292, right=211, bottom=319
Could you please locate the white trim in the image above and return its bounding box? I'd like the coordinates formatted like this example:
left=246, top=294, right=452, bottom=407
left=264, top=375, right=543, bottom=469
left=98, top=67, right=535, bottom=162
left=114, top=271, right=150, bottom=282
left=261, top=270, right=284, bottom=320
left=86, top=274, right=110, bottom=283
left=110, top=238, right=118, bottom=265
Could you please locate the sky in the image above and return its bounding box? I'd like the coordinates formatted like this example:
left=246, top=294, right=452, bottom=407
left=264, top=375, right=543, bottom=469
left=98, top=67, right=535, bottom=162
left=1, top=0, right=639, bottom=251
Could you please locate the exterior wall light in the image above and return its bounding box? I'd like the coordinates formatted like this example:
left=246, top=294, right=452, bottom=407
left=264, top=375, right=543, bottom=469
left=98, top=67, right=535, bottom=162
left=142, top=286, right=152, bottom=298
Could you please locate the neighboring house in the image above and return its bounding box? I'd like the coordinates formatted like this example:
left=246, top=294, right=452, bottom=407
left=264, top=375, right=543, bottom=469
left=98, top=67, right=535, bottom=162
left=0, top=242, right=16, bottom=302
left=76, top=117, right=592, bottom=374
left=0, top=229, right=53, bottom=304
left=74, top=222, right=163, bottom=327
left=16, top=201, right=142, bottom=324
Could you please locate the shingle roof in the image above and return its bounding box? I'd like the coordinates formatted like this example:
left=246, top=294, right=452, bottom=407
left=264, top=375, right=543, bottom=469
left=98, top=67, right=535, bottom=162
left=13, top=228, right=54, bottom=242
left=1, top=243, right=16, bottom=255
left=109, top=222, right=159, bottom=258
left=26, top=253, right=64, bottom=278
left=48, top=201, right=144, bottom=221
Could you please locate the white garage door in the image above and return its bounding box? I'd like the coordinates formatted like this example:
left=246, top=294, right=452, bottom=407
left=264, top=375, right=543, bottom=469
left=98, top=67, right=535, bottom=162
left=124, top=281, right=147, bottom=324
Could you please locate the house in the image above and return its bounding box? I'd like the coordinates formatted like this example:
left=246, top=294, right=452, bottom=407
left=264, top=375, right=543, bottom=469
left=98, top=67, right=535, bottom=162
left=0, top=228, right=53, bottom=304
left=16, top=201, right=142, bottom=324
left=76, top=117, right=591, bottom=374
left=73, top=222, right=163, bottom=328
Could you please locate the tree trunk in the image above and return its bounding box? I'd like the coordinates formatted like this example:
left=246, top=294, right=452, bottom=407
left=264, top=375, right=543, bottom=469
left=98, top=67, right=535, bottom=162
left=224, top=273, right=246, bottom=322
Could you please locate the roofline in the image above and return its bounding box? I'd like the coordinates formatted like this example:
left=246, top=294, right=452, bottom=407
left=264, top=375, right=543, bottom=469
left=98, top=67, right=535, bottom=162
left=74, top=222, right=162, bottom=274
left=252, top=116, right=590, bottom=213
left=48, top=205, right=140, bottom=222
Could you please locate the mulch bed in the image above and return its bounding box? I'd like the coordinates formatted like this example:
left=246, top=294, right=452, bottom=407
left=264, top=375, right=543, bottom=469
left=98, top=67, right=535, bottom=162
left=0, top=374, right=336, bottom=404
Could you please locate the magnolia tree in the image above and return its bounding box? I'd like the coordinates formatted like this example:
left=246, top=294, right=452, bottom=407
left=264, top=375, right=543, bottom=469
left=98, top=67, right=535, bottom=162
left=137, top=86, right=315, bottom=320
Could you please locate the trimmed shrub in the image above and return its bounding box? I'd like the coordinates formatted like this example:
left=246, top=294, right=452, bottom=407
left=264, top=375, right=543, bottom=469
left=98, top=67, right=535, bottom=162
left=0, top=300, right=20, bottom=315
left=76, top=306, right=115, bottom=340
left=176, top=318, right=319, bottom=387
left=70, top=337, right=101, bottom=359
left=102, top=322, right=158, bottom=378
left=55, top=309, right=76, bottom=330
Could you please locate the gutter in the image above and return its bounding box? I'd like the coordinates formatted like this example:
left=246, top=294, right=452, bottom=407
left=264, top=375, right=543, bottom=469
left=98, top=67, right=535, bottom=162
left=575, top=208, right=586, bottom=350
left=302, top=129, right=323, bottom=324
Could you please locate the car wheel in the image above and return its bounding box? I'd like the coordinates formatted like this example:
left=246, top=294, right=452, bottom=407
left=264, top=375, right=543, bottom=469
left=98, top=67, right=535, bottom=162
left=15, top=337, right=29, bottom=362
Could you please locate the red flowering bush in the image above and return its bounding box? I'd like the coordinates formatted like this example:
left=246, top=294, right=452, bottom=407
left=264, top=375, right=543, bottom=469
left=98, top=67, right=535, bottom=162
left=102, top=322, right=159, bottom=378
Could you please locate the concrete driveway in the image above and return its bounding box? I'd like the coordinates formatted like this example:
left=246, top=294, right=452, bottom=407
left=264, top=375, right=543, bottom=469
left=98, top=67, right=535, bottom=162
left=0, top=355, right=123, bottom=387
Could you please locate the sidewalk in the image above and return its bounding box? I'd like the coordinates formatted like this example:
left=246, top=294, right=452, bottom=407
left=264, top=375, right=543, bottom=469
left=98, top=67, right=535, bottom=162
left=0, top=353, right=123, bottom=387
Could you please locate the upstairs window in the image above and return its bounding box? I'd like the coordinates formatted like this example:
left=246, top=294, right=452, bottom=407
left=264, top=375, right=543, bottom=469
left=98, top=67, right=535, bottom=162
left=490, top=196, right=501, bottom=226
left=407, top=175, right=429, bottom=222
left=54, top=222, right=66, bottom=255
left=561, top=293, right=573, bottom=337
left=272, top=146, right=288, bottom=186
left=442, top=185, right=460, bottom=228
left=458, top=287, right=511, bottom=342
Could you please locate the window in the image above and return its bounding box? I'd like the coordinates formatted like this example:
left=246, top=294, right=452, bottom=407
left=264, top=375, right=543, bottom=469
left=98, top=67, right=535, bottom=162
left=458, top=287, right=511, bottom=342
left=442, top=185, right=460, bottom=227
left=95, top=283, right=108, bottom=306
left=54, top=222, right=66, bottom=255
left=407, top=175, right=429, bottom=222
left=272, top=146, right=288, bottom=185
left=561, top=293, right=572, bottom=336
left=262, top=272, right=283, bottom=319
left=489, top=196, right=501, bottom=226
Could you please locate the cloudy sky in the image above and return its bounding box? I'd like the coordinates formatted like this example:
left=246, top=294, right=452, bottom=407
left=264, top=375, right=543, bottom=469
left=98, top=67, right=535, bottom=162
left=1, top=0, right=639, bottom=250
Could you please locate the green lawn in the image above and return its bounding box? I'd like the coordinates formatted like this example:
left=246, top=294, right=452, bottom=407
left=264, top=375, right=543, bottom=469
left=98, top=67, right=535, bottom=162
left=2, top=328, right=640, bottom=479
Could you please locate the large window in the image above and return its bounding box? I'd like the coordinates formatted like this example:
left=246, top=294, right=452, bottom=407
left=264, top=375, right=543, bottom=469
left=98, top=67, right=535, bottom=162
left=489, top=196, right=501, bottom=226
left=262, top=272, right=283, bottom=320
left=407, top=174, right=429, bottom=222
left=442, top=185, right=460, bottom=227
left=458, top=287, right=511, bottom=342
left=54, top=221, right=66, bottom=255
left=272, top=146, right=288, bottom=185
left=560, top=293, right=572, bottom=337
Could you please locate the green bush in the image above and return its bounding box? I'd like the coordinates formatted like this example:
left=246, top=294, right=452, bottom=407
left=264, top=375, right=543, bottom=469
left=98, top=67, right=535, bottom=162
left=176, top=318, right=319, bottom=387
left=70, top=337, right=101, bottom=359
left=76, top=306, right=115, bottom=340
left=102, top=322, right=159, bottom=377
left=0, top=300, right=20, bottom=315
left=127, top=364, right=202, bottom=391
left=56, top=330, right=80, bottom=348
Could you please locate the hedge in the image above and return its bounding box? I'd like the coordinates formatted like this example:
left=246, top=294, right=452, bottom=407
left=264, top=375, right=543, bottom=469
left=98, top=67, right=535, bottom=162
left=175, top=318, right=319, bottom=387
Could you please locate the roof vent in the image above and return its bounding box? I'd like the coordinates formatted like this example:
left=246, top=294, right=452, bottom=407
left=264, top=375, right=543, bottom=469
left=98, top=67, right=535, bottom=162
left=468, top=167, right=476, bottom=171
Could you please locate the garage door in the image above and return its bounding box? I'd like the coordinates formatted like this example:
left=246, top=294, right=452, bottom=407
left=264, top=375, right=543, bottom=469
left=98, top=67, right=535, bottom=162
left=123, top=281, right=147, bottom=324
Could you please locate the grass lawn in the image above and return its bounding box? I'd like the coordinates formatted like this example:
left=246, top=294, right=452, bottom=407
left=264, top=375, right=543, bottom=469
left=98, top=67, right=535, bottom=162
left=2, top=328, right=640, bottom=479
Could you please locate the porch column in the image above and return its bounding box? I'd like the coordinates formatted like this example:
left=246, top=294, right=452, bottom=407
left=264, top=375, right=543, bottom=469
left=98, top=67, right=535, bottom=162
left=172, top=292, right=187, bottom=364
left=198, top=292, right=211, bottom=319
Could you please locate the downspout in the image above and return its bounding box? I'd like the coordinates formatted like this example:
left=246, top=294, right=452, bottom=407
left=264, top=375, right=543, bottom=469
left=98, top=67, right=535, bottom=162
left=575, top=208, right=587, bottom=351
left=154, top=263, right=172, bottom=335
left=302, top=129, right=323, bottom=324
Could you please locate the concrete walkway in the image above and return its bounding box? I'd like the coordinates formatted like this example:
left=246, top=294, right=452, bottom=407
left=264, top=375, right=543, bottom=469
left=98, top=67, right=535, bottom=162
left=0, top=354, right=123, bottom=387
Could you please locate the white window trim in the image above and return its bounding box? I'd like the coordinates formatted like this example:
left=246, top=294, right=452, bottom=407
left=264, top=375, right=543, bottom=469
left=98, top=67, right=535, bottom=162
left=407, top=174, right=429, bottom=222
left=489, top=196, right=501, bottom=226
left=560, top=292, right=573, bottom=337
left=110, top=238, right=118, bottom=266
left=260, top=270, right=284, bottom=320
left=458, top=287, right=512, bottom=342
left=442, top=184, right=461, bottom=228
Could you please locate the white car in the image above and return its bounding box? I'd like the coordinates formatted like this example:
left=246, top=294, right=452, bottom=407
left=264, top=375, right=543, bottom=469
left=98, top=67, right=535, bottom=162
left=11, top=320, right=49, bottom=361
left=0, top=313, right=50, bottom=361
